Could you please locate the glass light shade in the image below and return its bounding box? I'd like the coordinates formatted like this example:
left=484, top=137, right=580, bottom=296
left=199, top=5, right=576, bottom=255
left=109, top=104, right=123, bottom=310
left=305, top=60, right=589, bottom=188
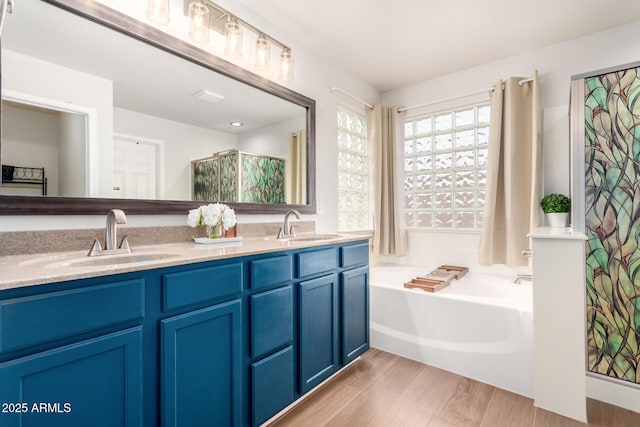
left=146, top=0, right=169, bottom=25
left=224, top=20, right=243, bottom=58
left=188, top=2, right=210, bottom=43
left=279, top=48, right=293, bottom=82
left=254, top=34, right=271, bottom=72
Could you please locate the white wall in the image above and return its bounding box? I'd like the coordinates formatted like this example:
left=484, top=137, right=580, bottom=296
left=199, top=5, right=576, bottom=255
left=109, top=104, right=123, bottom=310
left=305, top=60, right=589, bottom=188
left=58, top=112, right=87, bottom=197
left=0, top=103, right=59, bottom=196
left=237, top=117, right=305, bottom=159
left=2, top=49, right=114, bottom=197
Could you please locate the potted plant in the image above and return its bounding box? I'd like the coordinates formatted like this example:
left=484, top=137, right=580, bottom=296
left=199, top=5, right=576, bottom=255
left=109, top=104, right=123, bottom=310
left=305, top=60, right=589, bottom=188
left=540, top=193, right=571, bottom=228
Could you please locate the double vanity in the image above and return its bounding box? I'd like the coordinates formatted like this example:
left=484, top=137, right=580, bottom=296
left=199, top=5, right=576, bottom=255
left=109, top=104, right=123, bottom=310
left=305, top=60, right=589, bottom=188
left=0, top=233, right=370, bottom=427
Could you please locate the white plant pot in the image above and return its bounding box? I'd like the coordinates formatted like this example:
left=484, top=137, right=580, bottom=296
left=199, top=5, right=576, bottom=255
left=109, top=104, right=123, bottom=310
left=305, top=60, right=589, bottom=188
left=547, top=212, right=569, bottom=228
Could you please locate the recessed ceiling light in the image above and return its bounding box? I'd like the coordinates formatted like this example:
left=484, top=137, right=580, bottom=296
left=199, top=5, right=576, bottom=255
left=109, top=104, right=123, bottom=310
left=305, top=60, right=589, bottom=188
left=229, top=121, right=243, bottom=127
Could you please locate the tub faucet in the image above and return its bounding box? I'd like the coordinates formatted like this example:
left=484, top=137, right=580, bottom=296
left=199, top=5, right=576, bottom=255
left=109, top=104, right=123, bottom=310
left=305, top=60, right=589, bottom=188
left=279, top=209, right=301, bottom=238
left=513, top=274, right=532, bottom=284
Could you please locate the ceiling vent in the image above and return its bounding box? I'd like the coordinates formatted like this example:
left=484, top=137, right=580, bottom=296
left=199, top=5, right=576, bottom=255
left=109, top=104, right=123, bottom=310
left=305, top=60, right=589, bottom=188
left=192, top=90, right=225, bottom=104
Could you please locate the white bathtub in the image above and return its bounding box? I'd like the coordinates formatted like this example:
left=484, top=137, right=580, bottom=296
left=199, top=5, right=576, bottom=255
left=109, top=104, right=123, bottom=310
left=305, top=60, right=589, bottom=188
left=370, top=264, right=534, bottom=397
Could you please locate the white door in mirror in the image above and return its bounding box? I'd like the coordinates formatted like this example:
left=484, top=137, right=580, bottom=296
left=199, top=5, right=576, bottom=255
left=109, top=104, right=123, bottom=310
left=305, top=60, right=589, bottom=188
left=113, top=136, right=159, bottom=199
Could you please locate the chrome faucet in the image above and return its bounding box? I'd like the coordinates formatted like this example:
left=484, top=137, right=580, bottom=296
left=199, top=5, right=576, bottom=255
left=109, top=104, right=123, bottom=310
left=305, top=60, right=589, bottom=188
left=86, top=209, right=133, bottom=256
left=512, top=249, right=532, bottom=283
left=105, top=209, right=127, bottom=250
left=278, top=209, right=301, bottom=238
left=513, top=274, right=532, bottom=284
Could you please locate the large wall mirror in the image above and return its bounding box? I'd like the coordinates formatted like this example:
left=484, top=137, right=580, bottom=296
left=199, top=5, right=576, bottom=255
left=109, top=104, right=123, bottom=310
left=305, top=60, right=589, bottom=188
left=0, top=0, right=316, bottom=214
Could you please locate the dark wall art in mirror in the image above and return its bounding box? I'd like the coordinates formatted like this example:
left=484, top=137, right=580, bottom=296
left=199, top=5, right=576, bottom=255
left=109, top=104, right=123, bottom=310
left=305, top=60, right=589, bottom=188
left=0, top=0, right=316, bottom=215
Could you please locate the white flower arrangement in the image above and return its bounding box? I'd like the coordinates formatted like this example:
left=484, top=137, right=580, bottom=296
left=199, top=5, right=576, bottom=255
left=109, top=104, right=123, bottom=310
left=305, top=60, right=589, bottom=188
left=187, top=203, right=237, bottom=238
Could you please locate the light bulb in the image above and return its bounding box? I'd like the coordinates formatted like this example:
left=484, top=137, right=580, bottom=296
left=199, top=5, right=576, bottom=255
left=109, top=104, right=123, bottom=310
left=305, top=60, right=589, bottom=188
left=188, top=2, right=210, bottom=43
left=254, top=33, right=271, bottom=72
left=146, top=0, right=169, bottom=25
left=224, top=20, right=243, bottom=58
left=279, top=48, right=293, bottom=82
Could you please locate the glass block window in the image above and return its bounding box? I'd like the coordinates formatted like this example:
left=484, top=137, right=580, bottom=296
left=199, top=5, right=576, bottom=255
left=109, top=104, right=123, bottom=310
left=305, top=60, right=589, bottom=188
left=337, top=106, right=370, bottom=231
left=404, top=103, right=490, bottom=229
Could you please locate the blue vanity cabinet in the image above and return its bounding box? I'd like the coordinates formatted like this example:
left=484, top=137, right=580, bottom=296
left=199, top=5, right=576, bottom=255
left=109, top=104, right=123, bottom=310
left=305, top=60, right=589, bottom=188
left=0, top=327, right=143, bottom=427
left=298, top=272, right=340, bottom=394
left=160, top=300, right=242, bottom=427
left=159, top=261, right=244, bottom=427
left=248, top=255, right=294, bottom=426
left=0, top=277, right=145, bottom=427
left=339, top=242, right=370, bottom=365
left=340, top=265, right=369, bottom=364
left=0, top=239, right=369, bottom=427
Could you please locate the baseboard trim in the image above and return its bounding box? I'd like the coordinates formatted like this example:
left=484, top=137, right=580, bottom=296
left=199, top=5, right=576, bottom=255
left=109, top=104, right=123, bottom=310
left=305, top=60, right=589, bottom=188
left=586, top=374, right=640, bottom=413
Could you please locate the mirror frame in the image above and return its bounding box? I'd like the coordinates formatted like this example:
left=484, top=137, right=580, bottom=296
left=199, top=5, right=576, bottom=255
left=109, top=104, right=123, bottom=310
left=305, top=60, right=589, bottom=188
left=0, top=0, right=316, bottom=215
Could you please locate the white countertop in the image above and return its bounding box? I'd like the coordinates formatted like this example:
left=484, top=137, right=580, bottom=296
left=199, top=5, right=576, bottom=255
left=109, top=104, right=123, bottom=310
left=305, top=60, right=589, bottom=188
left=0, top=234, right=370, bottom=291
left=528, top=226, right=587, bottom=240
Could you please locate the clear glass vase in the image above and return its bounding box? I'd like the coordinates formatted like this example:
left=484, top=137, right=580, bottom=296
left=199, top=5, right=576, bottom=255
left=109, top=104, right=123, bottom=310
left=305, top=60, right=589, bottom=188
left=205, top=224, right=224, bottom=239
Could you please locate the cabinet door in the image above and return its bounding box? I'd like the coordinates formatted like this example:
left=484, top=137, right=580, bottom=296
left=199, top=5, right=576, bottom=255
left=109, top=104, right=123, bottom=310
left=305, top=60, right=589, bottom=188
left=161, top=300, right=242, bottom=427
left=0, top=327, right=143, bottom=427
left=341, top=266, right=370, bottom=364
left=298, top=273, right=339, bottom=394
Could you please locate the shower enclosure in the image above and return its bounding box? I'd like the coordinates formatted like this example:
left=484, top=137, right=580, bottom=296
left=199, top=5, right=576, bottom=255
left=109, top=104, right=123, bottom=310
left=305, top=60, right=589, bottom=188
left=572, top=62, right=640, bottom=386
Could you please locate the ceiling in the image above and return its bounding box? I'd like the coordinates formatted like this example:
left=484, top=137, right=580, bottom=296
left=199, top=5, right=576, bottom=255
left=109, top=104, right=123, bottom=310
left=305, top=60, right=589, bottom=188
left=236, top=0, right=640, bottom=92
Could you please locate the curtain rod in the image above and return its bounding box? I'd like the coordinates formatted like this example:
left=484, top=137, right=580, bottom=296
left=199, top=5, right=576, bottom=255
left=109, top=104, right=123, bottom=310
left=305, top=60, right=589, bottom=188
left=331, top=77, right=533, bottom=113
left=399, top=77, right=533, bottom=113
left=330, top=87, right=374, bottom=110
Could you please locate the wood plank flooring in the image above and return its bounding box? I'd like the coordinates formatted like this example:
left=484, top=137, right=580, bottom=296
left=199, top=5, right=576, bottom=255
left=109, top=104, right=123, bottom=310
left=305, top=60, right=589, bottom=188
left=270, top=348, right=640, bottom=427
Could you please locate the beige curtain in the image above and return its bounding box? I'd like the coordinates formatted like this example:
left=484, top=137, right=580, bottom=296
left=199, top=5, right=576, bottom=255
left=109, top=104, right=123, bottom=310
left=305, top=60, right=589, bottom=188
left=285, top=129, right=306, bottom=204
left=368, top=104, right=406, bottom=256
left=478, top=71, right=541, bottom=267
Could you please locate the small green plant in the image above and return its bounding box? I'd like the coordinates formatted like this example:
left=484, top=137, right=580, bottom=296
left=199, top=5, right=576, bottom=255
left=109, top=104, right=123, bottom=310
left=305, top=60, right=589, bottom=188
left=540, top=193, right=571, bottom=213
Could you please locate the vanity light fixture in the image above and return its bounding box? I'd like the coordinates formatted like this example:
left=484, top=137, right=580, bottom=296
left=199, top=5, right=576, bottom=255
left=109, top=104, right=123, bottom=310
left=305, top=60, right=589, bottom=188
left=224, top=18, right=243, bottom=59
left=146, top=0, right=170, bottom=25
left=254, top=33, right=271, bottom=72
left=279, top=47, right=293, bottom=82
left=180, top=0, right=294, bottom=82
left=188, top=1, right=210, bottom=43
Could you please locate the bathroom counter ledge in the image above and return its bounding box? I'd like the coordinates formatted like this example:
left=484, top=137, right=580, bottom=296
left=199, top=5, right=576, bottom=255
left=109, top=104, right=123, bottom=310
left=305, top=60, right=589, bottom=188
left=0, top=234, right=370, bottom=290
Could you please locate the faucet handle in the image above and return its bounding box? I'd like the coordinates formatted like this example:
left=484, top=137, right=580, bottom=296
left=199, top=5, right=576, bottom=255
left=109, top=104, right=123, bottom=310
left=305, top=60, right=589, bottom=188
left=277, top=227, right=285, bottom=239
left=87, top=238, right=103, bottom=256
left=289, top=225, right=299, bottom=237
left=119, top=233, right=140, bottom=251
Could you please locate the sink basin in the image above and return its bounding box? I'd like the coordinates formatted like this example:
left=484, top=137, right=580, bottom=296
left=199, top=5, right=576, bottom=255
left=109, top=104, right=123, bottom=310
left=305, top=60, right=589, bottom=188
left=66, top=252, right=181, bottom=268
left=20, top=251, right=182, bottom=269
left=282, top=234, right=342, bottom=242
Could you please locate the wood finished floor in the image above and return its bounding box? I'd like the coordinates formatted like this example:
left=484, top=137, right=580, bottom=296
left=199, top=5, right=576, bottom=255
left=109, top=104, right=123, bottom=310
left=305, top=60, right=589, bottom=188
left=270, top=348, right=640, bottom=427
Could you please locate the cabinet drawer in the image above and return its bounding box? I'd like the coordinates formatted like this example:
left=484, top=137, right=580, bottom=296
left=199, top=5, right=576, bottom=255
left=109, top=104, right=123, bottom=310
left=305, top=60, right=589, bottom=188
left=250, top=255, right=292, bottom=290
left=251, top=346, right=294, bottom=426
left=251, top=286, right=292, bottom=359
left=340, top=242, right=369, bottom=268
left=296, top=248, right=337, bottom=278
left=163, top=262, right=242, bottom=311
left=0, top=279, right=144, bottom=354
